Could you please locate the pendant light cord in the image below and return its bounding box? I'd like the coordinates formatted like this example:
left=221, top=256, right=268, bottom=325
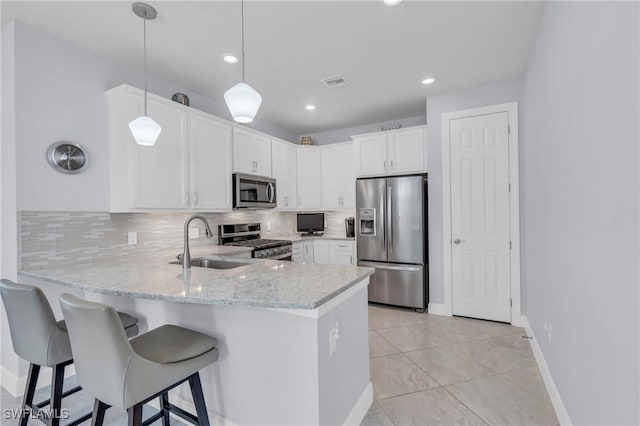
left=241, top=0, right=245, bottom=83
left=143, top=11, right=148, bottom=115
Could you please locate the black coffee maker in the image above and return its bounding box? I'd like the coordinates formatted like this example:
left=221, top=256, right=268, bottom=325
left=345, top=217, right=355, bottom=238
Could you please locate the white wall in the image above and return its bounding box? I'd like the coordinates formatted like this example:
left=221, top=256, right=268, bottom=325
left=522, top=2, right=639, bottom=424
left=425, top=78, right=523, bottom=305
left=11, top=21, right=297, bottom=212
left=304, top=115, right=426, bottom=146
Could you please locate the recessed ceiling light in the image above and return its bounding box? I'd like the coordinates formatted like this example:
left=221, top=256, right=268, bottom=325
left=223, top=54, right=239, bottom=64
left=305, top=105, right=316, bottom=111
left=421, top=77, right=436, bottom=85
left=382, top=0, right=402, bottom=6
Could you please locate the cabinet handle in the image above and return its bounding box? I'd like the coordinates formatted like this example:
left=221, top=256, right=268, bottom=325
left=383, top=160, right=386, bottom=170
left=350, top=255, right=353, bottom=264
left=185, top=191, right=189, bottom=206
left=193, top=192, right=198, bottom=206
left=390, top=159, right=394, bottom=170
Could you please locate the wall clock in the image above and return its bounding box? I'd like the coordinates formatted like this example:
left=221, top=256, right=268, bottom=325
left=47, top=142, right=89, bottom=174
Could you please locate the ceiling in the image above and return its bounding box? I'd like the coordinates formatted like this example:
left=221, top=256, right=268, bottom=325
left=1, top=1, right=543, bottom=135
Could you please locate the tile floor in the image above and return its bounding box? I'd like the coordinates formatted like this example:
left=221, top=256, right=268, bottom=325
left=361, top=304, right=559, bottom=426
left=1, top=304, right=558, bottom=426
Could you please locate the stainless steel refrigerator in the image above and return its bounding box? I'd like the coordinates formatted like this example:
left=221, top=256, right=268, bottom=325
left=356, top=174, right=428, bottom=311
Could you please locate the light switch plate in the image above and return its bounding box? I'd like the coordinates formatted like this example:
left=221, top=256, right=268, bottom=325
left=127, top=232, right=138, bottom=245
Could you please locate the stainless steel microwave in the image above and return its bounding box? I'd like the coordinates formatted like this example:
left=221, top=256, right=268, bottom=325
left=232, top=173, right=277, bottom=209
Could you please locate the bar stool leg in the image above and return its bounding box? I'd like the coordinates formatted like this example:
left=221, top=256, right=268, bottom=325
left=20, top=364, right=40, bottom=426
left=49, top=364, right=65, bottom=426
left=127, top=403, right=143, bottom=426
left=90, top=400, right=109, bottom=426
left=160, top=392, right=170, bottom=426
left=188, top=373, right=209, bottom=426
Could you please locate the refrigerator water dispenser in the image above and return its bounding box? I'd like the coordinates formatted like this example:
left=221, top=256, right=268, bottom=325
left=359, top=208, right=376, bottom=236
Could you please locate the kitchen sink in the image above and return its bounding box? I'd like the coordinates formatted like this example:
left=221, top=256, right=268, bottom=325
left=170, top=258, right=250, bottom=269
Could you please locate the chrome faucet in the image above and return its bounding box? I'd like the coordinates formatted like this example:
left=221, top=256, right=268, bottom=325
left=182, top=215, right=213, bottom=271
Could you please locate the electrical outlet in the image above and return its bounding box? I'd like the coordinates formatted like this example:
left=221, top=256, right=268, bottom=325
left=543, top=321, right=552, bottom=342
left=329, top=321, right=340, bottom=355
left=189, top=228, right=199, bottom=239
left=127, top=232, right=138, bottom=245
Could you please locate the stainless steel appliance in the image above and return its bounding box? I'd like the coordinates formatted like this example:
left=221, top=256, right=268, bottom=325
left=345, top=217, right=355, bottom=238
left=356, top=174, right=428, bottom=311
left=219, top=223, right=292, bottom=260
left=232, top=173, right=276, bottom=209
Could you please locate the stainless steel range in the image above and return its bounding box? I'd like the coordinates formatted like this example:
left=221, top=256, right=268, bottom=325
left=218, top=223, right=292, bottom=260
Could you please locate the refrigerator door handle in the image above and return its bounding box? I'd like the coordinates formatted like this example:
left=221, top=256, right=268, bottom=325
left=388, top=184, right=393, bottom=252
left=358, top=261, right=422, bottom=272
left=381, top=184, right=386, bottom=252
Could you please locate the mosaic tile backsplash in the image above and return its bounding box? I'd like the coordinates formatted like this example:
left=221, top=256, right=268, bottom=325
left=19, top=210, right=355, bottom=270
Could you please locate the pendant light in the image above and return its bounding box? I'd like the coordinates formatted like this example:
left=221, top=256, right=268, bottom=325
left=129, top=2, right=162, bottom=146
left=224, top=0, right=262, bottom=124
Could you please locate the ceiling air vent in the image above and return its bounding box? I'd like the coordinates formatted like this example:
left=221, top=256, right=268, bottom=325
left=321, top=75, right=348, bottom=88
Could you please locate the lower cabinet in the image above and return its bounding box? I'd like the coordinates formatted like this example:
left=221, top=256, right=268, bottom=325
left=292, top=240, right=355, bottom=265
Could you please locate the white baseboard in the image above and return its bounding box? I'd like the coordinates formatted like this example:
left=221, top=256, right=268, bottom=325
left=1, top=364, right=76, bottom=398
left=521, top=316, right=572, bottom=426
left=343, top=381, right=373, bottom=426
left=427, top=303, right=450, bottom=316
left=511, top=314, right=528, bottom=328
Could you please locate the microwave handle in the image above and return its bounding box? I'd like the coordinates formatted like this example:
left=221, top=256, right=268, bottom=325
left=267, top=182, right=275, bottom=203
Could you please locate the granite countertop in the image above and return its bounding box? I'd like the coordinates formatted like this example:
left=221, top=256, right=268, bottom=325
left=18, top=248, right=373, bottom=310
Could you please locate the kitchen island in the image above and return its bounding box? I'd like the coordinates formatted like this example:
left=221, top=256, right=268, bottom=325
left=18, top=250, right=374, bottom=426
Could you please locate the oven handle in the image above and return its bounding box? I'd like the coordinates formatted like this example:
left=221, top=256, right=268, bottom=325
left=266, top=252, right=292, bottom=260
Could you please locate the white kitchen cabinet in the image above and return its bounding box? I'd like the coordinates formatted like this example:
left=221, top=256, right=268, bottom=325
left=353, top=126, right=427, bottom=177
left=302, top=241, right=314, bottom=263
left=313, top=240, right=330, bottom=264
left=292, top=241, right=304, bottom=262
left=321, top=142, right=355, bottom=209
left=328, top=240, right=355, bottom=265
left=189, top=111, right=233, bottom=210
left=271, top=138, right=298, bottom=210
left=233, top=127, right=272, bottom=177
left=107, top=84, right=233, bottom=212
left=296, top=147, right=322, bottom=210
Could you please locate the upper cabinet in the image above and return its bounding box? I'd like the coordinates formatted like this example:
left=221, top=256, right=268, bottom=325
left=271, top=138, right=298, bottom=210
left=352, top=126, right=427, bottom=177
left=189, top=110, right=233, bottom=210
left=321, top=142, right=355, bottom=209
left=233, top=127, right=272, bottom=177
left=297, top=146, right=322, bottom=210
left=106, top=85, right=232, bottom=212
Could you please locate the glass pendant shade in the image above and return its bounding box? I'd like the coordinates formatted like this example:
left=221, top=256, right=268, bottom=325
left=128, top=115, right=162, bottom=146
left=224, top=82, right=262, bottom=123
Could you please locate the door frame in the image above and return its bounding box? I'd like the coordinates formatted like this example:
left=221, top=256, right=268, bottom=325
left=441, top=102, right=522, bottom=325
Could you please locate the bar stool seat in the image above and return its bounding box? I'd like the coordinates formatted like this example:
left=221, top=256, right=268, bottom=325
left=0, top=279, right=140, bottom=426
left=59, top=294, right=218, bottom=426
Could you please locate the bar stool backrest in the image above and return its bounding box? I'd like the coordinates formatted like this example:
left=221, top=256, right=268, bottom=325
left=0, top=279, right=71, bottom=367
left=59, top=293, right=135, bottom=408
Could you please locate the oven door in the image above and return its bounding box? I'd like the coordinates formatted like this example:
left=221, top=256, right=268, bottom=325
left=233, top=173, right=277, bottom=209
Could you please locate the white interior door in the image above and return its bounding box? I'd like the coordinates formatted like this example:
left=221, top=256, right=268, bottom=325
left=449, top=112, right=511, bottom=322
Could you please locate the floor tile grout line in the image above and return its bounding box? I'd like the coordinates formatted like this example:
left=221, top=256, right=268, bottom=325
left=440, top=385, right=492, bottom=426
left=398, top=351, right=444, bottom=388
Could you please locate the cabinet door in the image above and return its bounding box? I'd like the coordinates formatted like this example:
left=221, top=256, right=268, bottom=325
left=292, top=241, right=304, bottom=262
left=329, top=241, right=355, bottom=265
left=340, top=143, right=356, bottom=208
left=272, top=139, right=298, bottom=210
left=354, top=134, right=387, bottom=177
left=321, top=145, right=342, bottom=209
left=387, top=128, right=426, bottom=174
left=189, top=112, right=233, bottom=210
left=131, top=96, right=189, bottom=209
left=233, top=128, right=272, bottom=176
left=313, top=240, right=330, bottom=264
left=297, top=148, right=322, bottom=209
left=303, top=241, right=314, bottom=263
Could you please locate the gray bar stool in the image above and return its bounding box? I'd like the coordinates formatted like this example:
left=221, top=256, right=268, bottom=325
left=0, top=279, right=139, bottom=426
left=59, top=294, right=218, bottom=426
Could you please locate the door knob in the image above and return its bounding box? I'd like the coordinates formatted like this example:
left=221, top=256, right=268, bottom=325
left=453, top=238, right=467, bottom=244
